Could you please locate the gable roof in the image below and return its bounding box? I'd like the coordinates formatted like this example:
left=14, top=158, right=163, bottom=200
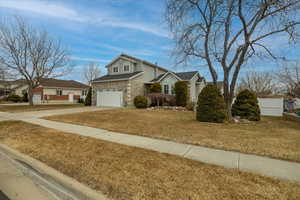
left=106, top=54, right=169, bottom=72
left=39, top=78, right=89, bottom=89
left=175, top=71, right=198, bottom=80
left=150, top=71, right=203, bottom=83
left=93, top=71, right=143, bottom=82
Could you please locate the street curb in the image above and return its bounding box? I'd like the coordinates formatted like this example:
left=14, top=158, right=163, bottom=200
left=0, top=144, right=107, bottom=200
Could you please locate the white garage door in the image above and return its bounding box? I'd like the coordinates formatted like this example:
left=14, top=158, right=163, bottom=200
left=97, top=91, right=123, bottom=107
left=33, top=94, right=41, bottom=104
left=258, top=98, right=283, bottom=117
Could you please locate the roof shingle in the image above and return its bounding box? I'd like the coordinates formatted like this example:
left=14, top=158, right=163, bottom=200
left=93, top=71, right=143, bottom=82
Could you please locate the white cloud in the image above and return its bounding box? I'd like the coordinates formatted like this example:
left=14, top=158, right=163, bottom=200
left=0, top=0, right=170, bottom=38
left=100, top=44, right=156, bottom=56
left=70, top=56, right=110, bottom=63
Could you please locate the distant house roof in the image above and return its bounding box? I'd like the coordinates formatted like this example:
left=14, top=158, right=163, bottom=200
left=39, top=78, right=89, bottom=89
left=106, top=54, right=169, bottom=72
left=93, top=71, right=143, bottom=82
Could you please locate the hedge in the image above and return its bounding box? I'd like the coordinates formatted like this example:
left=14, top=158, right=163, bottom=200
left=196, top=84, right=226, bottom=123
left=232, top=89, right=261, bottom=121
left=174, top=81, right=188, bottom=106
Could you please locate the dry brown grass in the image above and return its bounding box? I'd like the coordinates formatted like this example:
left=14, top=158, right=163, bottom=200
left=0, top=104, right=83, bottom=113
left=46, top=109, right=300, bottom=162
left=0, top=121, right=299, bottom=200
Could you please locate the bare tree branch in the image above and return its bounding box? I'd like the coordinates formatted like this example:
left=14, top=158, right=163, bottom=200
left=0, top=16, right=72, bottom=105
left=165, top=0, right=300, bottom=119
left=82, top=62, right=101, bottom=85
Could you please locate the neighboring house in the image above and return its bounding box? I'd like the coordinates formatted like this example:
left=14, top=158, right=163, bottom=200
left=0, top=78, right=89, bottom=104
left=92, top=54, right=206, bottom=107
left=0, top=79, right=26, bottom=97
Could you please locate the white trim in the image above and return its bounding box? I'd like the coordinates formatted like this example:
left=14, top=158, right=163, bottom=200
left=190, top=72, right=199, bottom=81
left=157, top=71, right=182, bottom=82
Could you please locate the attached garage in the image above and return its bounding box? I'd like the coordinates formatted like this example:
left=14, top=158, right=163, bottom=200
left=97, top=91, right=123, bottom=107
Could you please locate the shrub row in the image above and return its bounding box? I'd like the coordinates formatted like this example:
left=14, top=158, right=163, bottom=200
left=196, top=84, right=261, bottom=123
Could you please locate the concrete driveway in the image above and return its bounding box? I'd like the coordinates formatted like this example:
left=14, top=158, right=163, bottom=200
left=7, top=106, right=115, bottom=118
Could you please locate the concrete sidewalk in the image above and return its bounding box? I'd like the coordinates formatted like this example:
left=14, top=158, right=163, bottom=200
left=9, top=107, right=113, bottom=118
left=0, top=110, right=299, bottom=183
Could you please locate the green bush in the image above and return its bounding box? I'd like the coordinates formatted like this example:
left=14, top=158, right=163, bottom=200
left=197, top=84, right=226, bottom=123
left=232, top=89, right=261, bottom=121
left=174, top=81, right=188, bottom=106
left=149, top=82, right=162, bottom=93
left=22, top=92, right=28, bottom=102
left=84, top=88, right=92, bottom=106
left=186, top=101, right=196, bottom=111
left=134, top=95, right=148, bottom=108
left=147, top=93, right=176, bottom=107
left=7, top=94, right=22, bottom=102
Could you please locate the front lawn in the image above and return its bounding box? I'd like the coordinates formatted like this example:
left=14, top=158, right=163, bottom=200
left=46, top=109, right=300, bottom=162
left=0, top=104, right=84, bottom=113
left=0, top=121, right=299, bottom=200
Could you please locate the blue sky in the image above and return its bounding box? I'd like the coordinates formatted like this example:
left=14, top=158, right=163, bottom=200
left=0, top=0, right=299, bottom=83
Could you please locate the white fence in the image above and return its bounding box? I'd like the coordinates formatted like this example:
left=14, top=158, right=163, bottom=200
left=258, top=97, right=283, bottom=117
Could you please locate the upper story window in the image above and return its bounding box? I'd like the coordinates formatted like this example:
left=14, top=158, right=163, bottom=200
left=164, top=85, right=169, bottom=95
left=113, top=67, right=119, bottom=73
left=56, top=89, right=63, bottom=96
left=124, top=65, right=130, bottom=72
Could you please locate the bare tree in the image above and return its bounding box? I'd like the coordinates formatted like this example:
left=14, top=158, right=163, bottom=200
left=0, top=17, right=71, bottom=105
left=165, top=0, right=300, bottom=119
left=83, top=62, right=101, bottom=85
left=238, top=71, right=277, bottom=96
left=277, top=61, right=300, bottom=97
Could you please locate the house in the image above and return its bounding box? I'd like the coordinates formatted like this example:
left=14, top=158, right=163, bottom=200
left=0, top=79, right=26, bottom=97
left=0, top=78, right=89, bottom=104
left=92, top=54, right=206, bottom=107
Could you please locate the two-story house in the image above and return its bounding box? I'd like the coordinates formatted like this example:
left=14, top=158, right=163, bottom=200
left=92, top=54, right=206, bottom=107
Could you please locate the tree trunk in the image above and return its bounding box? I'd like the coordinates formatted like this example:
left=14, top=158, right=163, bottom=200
left=28, top=86, right=34, bottom=106
left=225, top=97, right=233, bottom=121
left=223, top=71, right=233, bottom=120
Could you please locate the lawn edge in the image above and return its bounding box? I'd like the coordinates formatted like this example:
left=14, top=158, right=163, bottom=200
left=0, top=143, right=107, bottom=200
left=43, top=117, right=300, bottom=163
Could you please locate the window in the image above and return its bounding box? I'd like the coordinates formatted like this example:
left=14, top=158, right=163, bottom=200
left=164, top=85, right=169, bottom=94
left=113, top=67, right=119, bottom=73
left=56, top=89, right=62, bottom=96
left=171, top=86, right=175, bottom=95
left=82, top=90, right=87, bottom=96
left=124, top=65, right=129, bottom=71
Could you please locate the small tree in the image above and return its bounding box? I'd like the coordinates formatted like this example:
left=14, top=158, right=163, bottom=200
left=232, top=89, right=261, bottom=121
left=197, top=84, right=226, bottom=123
left=22, top=92, right=28, bottom=102
left=83, top=62, right=101, bottom=85
left=149, top=82, right=162, bottom=93
left=84, top=87, right=92, bottom=106
left=174, top=81, right=188, bottom=106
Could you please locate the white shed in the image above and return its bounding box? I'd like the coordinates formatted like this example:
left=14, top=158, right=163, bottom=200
left=258, top=97, right=284, bottom=117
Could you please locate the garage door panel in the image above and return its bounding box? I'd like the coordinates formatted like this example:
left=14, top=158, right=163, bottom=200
left=97, top=91, right=123, bottom=107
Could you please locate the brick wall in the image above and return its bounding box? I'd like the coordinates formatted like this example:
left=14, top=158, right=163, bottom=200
left=128, top=75, right=145, bottom=106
